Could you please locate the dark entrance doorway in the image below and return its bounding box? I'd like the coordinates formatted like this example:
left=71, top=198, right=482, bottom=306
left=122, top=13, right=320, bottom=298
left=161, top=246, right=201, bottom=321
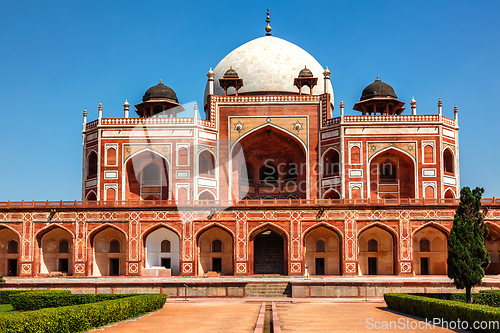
left=368, top=257, right=377, bottom=275
left=7, top=259, right=17, bottom=276
left=420, top=257, right=430, bottom=275
left=253, top=230, right=284, bottom=275
left=59, top=258, right=69, bottom=274
left=315, top=258, right=325, bottom=275
left=161, top=258, right=171, bottom=269
left=110, top=258, right=120, bottom=276
left=212, top=258, right=222, bottom=272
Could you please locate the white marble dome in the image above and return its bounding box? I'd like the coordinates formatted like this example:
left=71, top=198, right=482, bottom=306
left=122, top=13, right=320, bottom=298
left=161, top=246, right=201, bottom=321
left=204, top=36, right=333, bottom=103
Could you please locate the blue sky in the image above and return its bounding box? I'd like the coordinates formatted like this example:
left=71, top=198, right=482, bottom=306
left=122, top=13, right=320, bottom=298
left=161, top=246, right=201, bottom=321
left=0, top=0, right=499, bottom=200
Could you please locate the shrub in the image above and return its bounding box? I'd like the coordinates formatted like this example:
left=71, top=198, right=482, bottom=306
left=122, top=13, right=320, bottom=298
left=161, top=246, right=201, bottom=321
left=0, top=291, right=34, bottom=304
left=411, top=292, right=500, bottom=307
left=9, top=292, right=132, bottom=311
left=0, top=294, right=167, bottom=333
left=384, top=293, right=500, bottom=332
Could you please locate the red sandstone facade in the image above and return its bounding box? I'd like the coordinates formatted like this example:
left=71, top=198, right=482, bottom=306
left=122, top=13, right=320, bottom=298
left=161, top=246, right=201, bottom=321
left=1, top=32, right=500, bottom=279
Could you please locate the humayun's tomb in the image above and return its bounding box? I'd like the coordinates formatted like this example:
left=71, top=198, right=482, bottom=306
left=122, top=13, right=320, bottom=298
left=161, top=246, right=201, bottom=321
left=1, top=13, right=500, bottom=291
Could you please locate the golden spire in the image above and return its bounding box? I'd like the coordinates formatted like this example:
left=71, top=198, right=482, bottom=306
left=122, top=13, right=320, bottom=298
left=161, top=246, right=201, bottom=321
left=265, top=8, right=272, bottom=36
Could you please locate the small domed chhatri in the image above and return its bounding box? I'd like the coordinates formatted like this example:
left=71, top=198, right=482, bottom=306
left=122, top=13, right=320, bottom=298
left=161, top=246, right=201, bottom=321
left=223, top=67, right=240, bottom=79
left=135, top=80, right=182, bottom=118
left=142, top=80, right=178, bottom=103
left=298, top=66, right=314, bottom=78
left=360, top=76, right=398, bottom=101
left=353, top=76, right=405, bottom=115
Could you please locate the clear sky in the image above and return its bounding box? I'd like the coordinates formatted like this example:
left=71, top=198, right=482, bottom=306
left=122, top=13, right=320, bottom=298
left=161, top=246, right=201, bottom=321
left=0, top=0, right=499, bottom=200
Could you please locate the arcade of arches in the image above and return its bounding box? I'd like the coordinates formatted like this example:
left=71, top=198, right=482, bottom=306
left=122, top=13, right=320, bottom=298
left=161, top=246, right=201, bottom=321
left=5, top=220, right=500, bottom=277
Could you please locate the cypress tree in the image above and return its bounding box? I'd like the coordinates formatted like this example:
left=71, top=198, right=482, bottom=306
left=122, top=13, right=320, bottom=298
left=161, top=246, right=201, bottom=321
left=447, top=187, right=490, bottom=303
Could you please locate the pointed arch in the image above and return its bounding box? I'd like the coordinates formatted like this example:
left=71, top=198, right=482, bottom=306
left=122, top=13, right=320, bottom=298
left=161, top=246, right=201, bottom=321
left=443, top=147, right=455, bottom=175
left=250, top=222, right=289, bottom=275
left=231, top=123, right=307, bottom=152
left=249, top=222, right=290, bottom=242
left=358, top=223, right=397, bottom=275
left=89, top=224, right=127, bottom=277
left=35, top=224, right=75, bottom=243
left=357, top=222, right=398, bottom=239
left=86, top=190, right=97, bottom=201
left=368, top=146, right=417, bottom=199
left=124, top=148, right=171, bottom=201
left=196, top=223, right=234, bottom=275
left=0, top=224, right=22, bottom=239
left=141, top=223, right=182, bottom=240
left=36, top=225, right=74, bottom=275
left=87, top=149, right=98, bottom=178
left=123, top=147, right=171, bottom=165
left=195, top=222, right=236, bottom=241
left=444, top=188, right=456, bottom=199
left=321, top=147, right=341, bottom=176
left=198, top=148, right=216, bottom=176
left=88, top=223, right=128, bottom=244
left=230, top=124, right=308, bottom=200
left=413, top=223, right=449, bottom=275
left=303, top=223, right=343, bottom=275
left=412, top=222, right=450, bottom=238
left=198, top=189, right=216, bottom=200
left=323, top=188, right=341, bottom=199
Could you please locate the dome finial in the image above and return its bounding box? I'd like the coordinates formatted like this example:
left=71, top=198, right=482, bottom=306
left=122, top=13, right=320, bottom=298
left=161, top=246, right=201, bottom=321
left=376, top=75, right=379, bottom=80
left=159, top=79, right=162, bottom=84
left=265, top=8, right=272, bottom=36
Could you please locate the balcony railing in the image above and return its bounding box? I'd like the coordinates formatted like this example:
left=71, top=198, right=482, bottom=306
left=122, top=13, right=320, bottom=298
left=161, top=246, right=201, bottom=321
left=1, top=198, right=498, bottom=210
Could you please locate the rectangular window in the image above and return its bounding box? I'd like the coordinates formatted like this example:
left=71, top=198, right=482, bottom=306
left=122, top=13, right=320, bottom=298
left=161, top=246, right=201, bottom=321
left=161, top=257, right=171, bottom=269
left=212, top=258, right=222, bottom=272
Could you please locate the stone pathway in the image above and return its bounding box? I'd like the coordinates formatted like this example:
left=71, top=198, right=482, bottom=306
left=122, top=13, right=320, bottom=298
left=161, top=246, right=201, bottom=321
left=94, top=300, right=468, bottom=333
left=277, top=302, right=465, bottom=332
left=95, top=301, right=261, bottom=333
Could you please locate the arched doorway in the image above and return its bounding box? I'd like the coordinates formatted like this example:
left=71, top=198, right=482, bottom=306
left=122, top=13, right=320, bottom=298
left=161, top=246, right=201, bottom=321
left=37, top=227, right=73, bottom=275
left=304, top=226, right=341, bottom=275
left=125, top=150, right=169, bottom=201
left=358, top=225, right=396, bottom=275
left=413, top=226, right=448, bottom=275
left=251, top=227, right=287, bottom=275
left=485, top=225, right=500, bottom=275
left=197, top=226, right=233, bottom=275
left=369, top=148, right=415, bottom=199
left=90, top=226, right=126, bottom=276
left=144, top=227, right=180, bottom=275
left=232, top=126, right=307, bottom=200
left=0, top=227, right=20, bottom=276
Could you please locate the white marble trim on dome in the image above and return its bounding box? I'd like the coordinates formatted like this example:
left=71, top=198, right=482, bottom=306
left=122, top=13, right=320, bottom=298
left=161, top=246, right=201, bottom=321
left=204, top=36, right=333, bottom=105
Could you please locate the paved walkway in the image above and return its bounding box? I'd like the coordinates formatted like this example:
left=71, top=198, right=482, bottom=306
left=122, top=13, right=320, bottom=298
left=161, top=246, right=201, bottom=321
left=94, top=301, right=261, bottom=333
left=94, top=300, right=465, bottom=333
left=277, top=302, right=464, bottom=332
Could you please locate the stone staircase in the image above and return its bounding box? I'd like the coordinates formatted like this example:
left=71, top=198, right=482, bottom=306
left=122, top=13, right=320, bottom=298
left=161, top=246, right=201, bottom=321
left=245, top=282, right=292, bottom=298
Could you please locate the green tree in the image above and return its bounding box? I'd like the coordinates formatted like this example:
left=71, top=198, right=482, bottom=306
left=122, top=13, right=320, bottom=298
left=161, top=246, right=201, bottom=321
left=447, top=187, right=490, bottom=303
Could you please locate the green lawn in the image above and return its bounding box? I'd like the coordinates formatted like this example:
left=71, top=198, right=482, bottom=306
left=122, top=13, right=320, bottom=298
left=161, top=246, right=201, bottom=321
left=0, top=304, right=15, bottom=315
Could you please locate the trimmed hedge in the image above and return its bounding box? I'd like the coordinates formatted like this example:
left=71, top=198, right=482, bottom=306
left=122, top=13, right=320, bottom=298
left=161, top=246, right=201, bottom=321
left=9, top=292, right=134, bottom=311
left=0, top=294, right=167, bottom=333
left=0, top=290, right=70, bottom=304
left=412, top=292, right=500, bottom=307
left=384, top=293, right=500, bottom=332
